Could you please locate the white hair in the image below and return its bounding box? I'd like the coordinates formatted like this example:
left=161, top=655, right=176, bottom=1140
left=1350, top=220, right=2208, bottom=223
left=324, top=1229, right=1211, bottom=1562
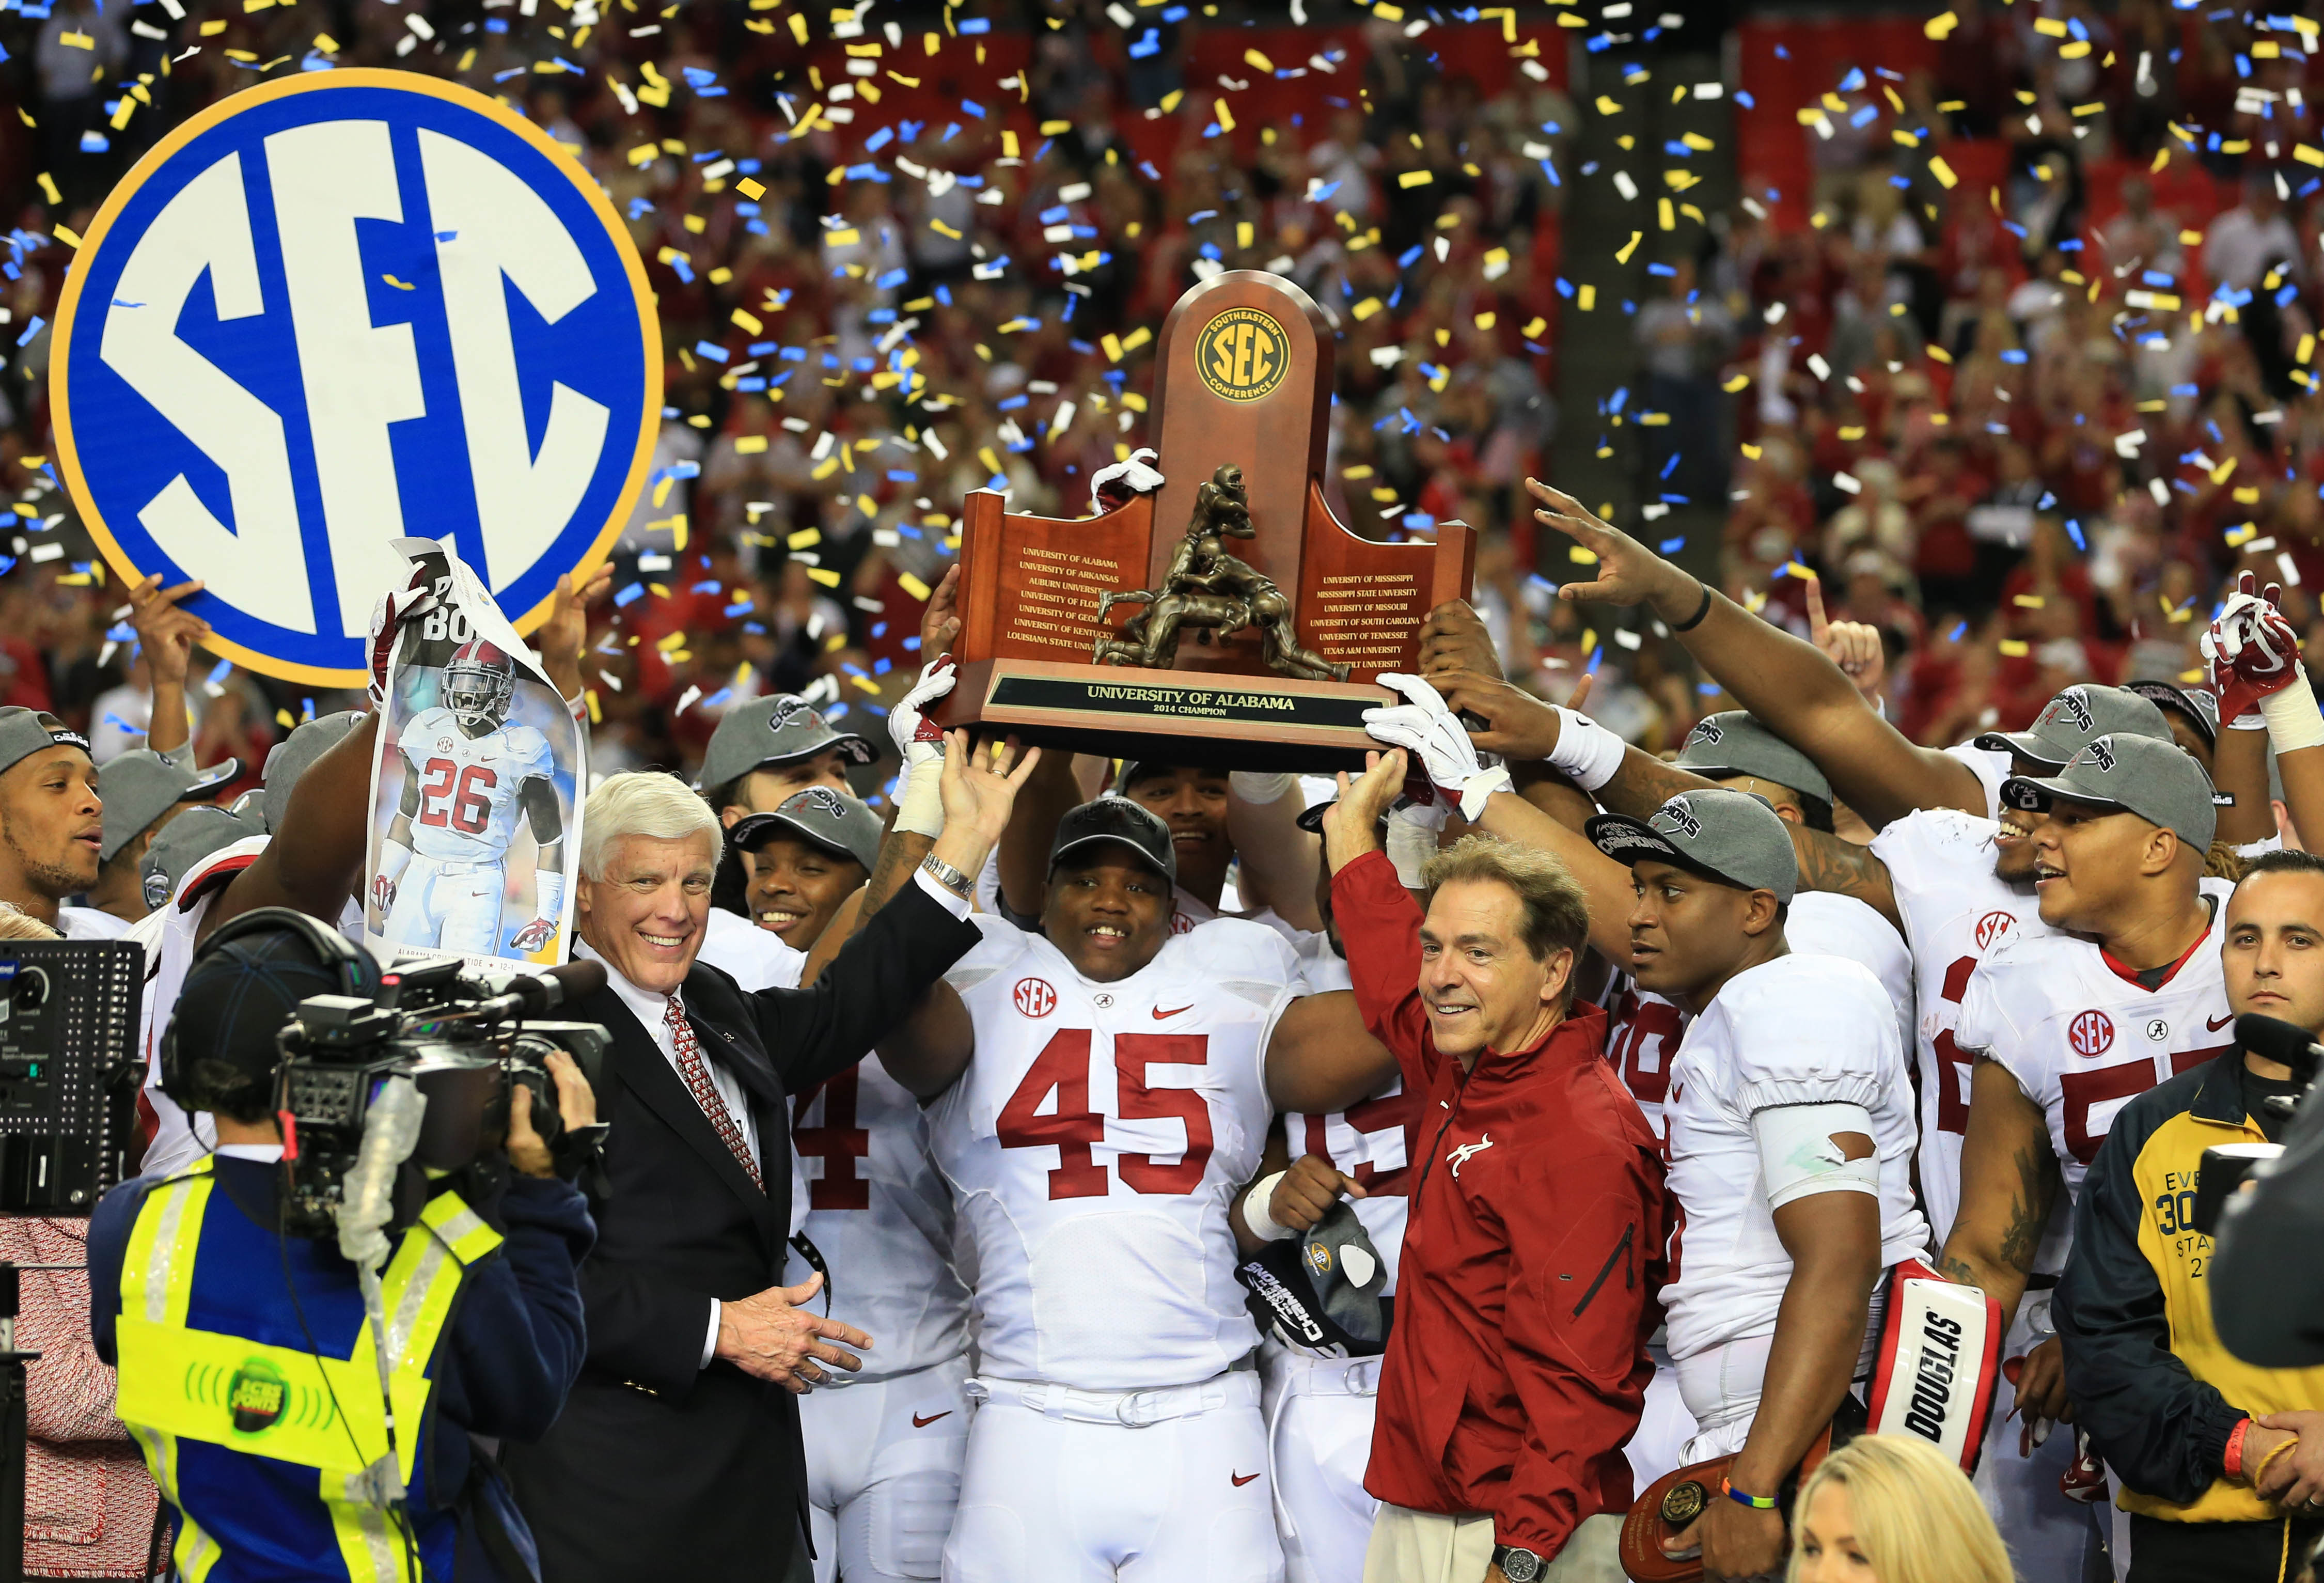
left=579, top=772, right=723, bottom=880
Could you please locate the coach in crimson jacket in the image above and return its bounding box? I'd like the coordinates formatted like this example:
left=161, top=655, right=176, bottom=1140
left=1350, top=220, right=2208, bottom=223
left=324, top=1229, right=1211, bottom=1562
left=1322, top=752, right=1668, bottom=1582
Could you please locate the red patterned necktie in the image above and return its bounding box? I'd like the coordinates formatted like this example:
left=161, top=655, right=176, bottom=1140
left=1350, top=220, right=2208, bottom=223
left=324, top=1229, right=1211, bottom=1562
left=665, top=995, right=762, bottom=1189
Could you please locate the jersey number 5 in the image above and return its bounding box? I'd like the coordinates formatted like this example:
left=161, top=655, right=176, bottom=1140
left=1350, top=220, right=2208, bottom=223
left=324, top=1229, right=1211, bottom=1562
left=418, top=758, right=498, bottom=836
left=996, top=1029, right=1214, bottom=1199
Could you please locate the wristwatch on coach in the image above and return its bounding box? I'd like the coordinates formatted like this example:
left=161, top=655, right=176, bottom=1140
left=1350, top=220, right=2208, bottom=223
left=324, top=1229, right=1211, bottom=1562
left=920, top=853, right=973, bottom=898
left=1492, top=1544, right=1544, bottom=1582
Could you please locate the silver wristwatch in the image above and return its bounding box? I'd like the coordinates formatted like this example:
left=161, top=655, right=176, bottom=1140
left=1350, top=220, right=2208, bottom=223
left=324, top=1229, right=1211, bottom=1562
left=920, top=854, right=973, bottom=898
left=1493, top=1544, right=1543, bottom=1582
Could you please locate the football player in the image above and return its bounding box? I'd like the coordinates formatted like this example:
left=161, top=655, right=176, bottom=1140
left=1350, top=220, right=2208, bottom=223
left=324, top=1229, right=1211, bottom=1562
left=1589, top=789, right=1929, bottom=1582
left=857, top=782, right=1390, bottom=1583
left=373, top=637, right=565, bottom=957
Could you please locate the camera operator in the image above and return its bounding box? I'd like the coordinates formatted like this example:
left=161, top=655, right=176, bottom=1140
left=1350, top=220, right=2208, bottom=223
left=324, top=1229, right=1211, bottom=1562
left=87, top=910, right=596, bottom=1582
left=2056, top=850, right=2324, bottom=1580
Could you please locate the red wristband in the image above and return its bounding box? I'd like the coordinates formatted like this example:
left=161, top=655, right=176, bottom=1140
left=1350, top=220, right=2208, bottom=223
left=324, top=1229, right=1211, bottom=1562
left=2226, top=1417, right=2253, bottom=1480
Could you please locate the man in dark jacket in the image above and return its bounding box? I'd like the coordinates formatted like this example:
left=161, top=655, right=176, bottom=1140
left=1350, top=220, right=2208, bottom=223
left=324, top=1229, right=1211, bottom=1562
left=2059, top=849, right=2324, bottom=1582
left=1322, top=748, right=1667, bottom=1583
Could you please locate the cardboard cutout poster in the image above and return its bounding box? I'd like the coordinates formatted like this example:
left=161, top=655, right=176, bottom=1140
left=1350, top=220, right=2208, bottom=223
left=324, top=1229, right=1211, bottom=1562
left=365, top=537, right=583, bottom=970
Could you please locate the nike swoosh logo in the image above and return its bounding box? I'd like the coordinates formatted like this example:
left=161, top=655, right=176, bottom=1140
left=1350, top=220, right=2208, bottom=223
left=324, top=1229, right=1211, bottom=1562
left=2208, top=1013, right=2234, bottom=1031
left=1154, top=1005, right=1194, bottom=1019
left=1231, top=1471, right=1261, bottom=1487
left=912, top=1411, right=952, bottom=1428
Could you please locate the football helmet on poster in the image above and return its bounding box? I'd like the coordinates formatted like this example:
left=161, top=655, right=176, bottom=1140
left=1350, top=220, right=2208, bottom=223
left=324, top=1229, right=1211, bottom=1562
left=443, top=638, right=518, bottom=729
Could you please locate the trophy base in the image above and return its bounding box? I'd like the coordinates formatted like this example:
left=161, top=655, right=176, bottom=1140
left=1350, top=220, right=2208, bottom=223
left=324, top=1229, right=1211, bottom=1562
left=938, top=659, right=1396, bottom=773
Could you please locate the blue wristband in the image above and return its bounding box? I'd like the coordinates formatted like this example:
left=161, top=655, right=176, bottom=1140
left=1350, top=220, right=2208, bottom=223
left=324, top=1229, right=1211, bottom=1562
left=1722, top=1476, right=1778, bottom=1511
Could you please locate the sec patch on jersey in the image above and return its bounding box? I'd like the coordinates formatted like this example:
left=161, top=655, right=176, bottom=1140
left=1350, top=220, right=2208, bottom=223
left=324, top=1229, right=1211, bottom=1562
left=51, top=70, right=659, bottom=686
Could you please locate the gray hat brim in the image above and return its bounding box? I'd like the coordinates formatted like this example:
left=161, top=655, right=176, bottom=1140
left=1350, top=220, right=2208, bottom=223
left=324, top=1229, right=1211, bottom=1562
left=1972, top=730, right=2071, bottom=770
left=728, top=808, right=877, bottom=873
left=1584, top=812, right=1759, bottom=892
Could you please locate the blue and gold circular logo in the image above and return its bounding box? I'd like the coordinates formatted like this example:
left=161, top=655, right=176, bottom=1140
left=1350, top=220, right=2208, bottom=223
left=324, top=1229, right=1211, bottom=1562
left=1196, top=307, right=1289, bottom=402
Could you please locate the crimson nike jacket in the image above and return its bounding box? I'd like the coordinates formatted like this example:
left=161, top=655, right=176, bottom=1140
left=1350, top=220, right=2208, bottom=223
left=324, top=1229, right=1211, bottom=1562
left=1334, top=850, right=1669, bottom=1559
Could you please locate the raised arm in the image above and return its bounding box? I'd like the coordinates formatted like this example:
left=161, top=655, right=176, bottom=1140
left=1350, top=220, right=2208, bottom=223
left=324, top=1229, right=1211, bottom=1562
left=2207, top=575, right=2324, bottom=849
left=124, top=574, right=209, bottom=764
left=1226, top=772, right=1324, bottom=933
left=1524, top=479, right=1986, bottom=825
left=207, top=711, right=382, bottom=943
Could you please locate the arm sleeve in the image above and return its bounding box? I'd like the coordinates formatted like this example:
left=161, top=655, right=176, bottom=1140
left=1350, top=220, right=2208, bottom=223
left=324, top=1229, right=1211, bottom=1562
left=1492, top=1132, right=1662, bottom=1554
left=749, top=876, right=983, bottom=1094
left=1328, top=850, right=1437, bottom=1088
left=83, top=1184, right=144, bottom=1368
left=2054, top=1111, right=2243, bottom=1505
left=446, top=1177, right=598, bottom=1440
left=1726, top=973, right=1886, bottom=1114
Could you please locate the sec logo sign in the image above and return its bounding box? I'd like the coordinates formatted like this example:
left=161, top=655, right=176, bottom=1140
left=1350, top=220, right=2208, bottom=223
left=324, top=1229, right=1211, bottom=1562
left=1195, top=307, right=1289, bottom=403
left=2068, top=1009, right=2116, bottom=1057
left=53, top=70, right=660, bottom=685
left=1973, top=911, right=2015, bottom=951
left=1013, top=978, right=1057, bottom=1018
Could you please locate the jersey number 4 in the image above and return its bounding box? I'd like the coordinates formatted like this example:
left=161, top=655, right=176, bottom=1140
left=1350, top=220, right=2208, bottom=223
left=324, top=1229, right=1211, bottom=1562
left=418, top=758, right=497, bottom=836
left=793, top=1069, right=872, bottom=1211
left=996, top=1029, right=1213, bottom=1199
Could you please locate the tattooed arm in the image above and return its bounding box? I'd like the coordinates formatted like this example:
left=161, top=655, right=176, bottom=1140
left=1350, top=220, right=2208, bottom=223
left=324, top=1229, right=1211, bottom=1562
left=1937, top=1057, right=2062, bottom=1327
left=1787, top=826, right=1902, bottom=931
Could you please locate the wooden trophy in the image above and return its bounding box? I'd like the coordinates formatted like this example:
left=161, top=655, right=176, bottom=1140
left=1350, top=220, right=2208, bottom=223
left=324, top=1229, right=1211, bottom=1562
left=938, top=271, right=1475, bottom=770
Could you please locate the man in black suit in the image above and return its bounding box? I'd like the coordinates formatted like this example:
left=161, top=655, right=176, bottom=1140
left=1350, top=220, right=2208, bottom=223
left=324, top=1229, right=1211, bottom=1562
left=504, top=732, right=1038, bottom=1581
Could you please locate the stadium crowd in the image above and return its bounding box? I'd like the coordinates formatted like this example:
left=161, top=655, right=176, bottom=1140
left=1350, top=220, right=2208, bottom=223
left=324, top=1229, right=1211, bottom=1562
left=10, top=2, right=2324, bottom=1582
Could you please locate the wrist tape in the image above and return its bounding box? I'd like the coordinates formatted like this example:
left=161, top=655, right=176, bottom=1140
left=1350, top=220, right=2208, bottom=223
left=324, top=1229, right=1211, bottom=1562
left=1240, top=1171, right=1299, bottom=1242
left=894, top=751, right=946, bottom=839
left=1547, top=708, right=1625, bottom=792
left=2261, top=667, right=2324, bottom=755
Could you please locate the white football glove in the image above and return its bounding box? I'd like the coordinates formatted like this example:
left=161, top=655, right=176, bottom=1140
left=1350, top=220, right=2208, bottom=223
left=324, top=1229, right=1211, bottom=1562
left=889, top=654, right=955, bottom=838
left=1361, top=672, right=1511, bottom=821
left=1090, top=447, right=1165, bottom=514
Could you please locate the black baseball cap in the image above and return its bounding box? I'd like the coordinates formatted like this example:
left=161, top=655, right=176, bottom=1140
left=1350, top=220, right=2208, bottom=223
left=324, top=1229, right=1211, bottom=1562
left=168, top=918, right=382, bottom=1110
left=1048, top=796, right=1176, bottom=884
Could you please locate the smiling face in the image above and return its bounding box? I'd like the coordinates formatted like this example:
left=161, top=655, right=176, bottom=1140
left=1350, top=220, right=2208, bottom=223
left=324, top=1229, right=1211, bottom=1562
left=1041, top=849, right=1173, bottom=983
left=1417, top=877, right=1571, bottom=1059
left=576, top=833, right=715, bottom=995
left=1624, top=858, right=1773, bottom=1011
left=1794, top=1481, right=1876, bottom=1583
left=1122, top=767, right=1231, bottom=898
left=2225, top=868, right=2324, bottom=1038
left=1991, top=754, right=2060, bottom=883
left=2028, top=800, right=2170, bottom=931
left=745, top=833, right=867, bottom=950
left=0, top=746, right=102, bottom=904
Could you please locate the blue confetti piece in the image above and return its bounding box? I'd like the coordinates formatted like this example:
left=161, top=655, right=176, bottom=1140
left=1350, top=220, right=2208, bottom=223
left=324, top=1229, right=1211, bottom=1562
left=1658, top=537, right=1686, bottom=553
left=695, top=341, right=730, bottom=363
left=961, top=100, right=985, bottom=118
left=959, top=15, right=988, bottom=32
left=13, top=316, right=41, bottom=348
left=615, top=583, right=646, bottom=608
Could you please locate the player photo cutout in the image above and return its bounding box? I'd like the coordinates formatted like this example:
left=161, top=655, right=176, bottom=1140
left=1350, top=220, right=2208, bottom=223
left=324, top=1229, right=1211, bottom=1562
left=365, top=538, right=584, bottom=971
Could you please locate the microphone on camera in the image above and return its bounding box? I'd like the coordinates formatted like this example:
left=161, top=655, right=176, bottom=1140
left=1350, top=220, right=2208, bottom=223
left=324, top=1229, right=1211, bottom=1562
left=2234, top=1014, right=2323, bottom=1117
left=476, top=960, right=607, bottom=1020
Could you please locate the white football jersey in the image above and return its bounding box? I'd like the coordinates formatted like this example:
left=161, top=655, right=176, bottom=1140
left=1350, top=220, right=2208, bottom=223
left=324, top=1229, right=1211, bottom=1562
left=1867, top=808, right=2056, bottom=1246
left=397, top=707, right=555, bottom=864
left=1281, top=930, right=1414, bottom=1294
left=1661, top=954, right=1930, bottom=1362
left=1601, top=890, right=1914, bottom=1145
left=1952, top=887, right=2236, bottom=1266
left=929, top=914, right=1298, bottom=1390
left=1943, top=740, right=2015, bottom=821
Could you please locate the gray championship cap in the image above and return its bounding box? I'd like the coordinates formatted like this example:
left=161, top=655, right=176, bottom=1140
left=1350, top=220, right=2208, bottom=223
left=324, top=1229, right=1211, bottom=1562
left=98, top=749, right=240, bottom=863
left=1586, top=787, right=1799, bottom=904
left=2125, top=679, right=2221, bottom=751
left=139, top=804, right=266, bottom=912
left=2000, top=733, right=2218, bottom=851
left=1673, top=711, right=1832, bottom=806
left=1234, top=1199, right=1390, bottom=1358
left=0, top=708, right=91, bottom=779
left=1049, top=796, right=1176, bottom=884
left=697, top=696, right=875, bottom=795
left=1973, top=684, right=2172, bottom=771
left=729, top=786, right=884, bottom=873
left=260, top=711, right=364, bottom=834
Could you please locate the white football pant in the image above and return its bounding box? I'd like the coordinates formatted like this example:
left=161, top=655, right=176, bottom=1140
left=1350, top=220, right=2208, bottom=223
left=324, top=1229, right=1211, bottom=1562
left=1260, top=1349, right=1380, bottom=1583
left=1975, top=1294, right=2103, bottom=1581
left=942, top=1371, right=1282, bottom=1582
left=805, top=1354, right=973, bottom=1583
left=383, top=856, right=506, bottom=956
left=1623, top=1347, right=1698, bottom=1493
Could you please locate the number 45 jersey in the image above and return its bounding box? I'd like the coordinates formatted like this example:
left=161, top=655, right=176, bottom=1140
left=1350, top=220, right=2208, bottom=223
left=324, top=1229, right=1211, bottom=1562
left=399, top=706, right=555, bottom=864
left=928, top=914, right=1301, bottom=1392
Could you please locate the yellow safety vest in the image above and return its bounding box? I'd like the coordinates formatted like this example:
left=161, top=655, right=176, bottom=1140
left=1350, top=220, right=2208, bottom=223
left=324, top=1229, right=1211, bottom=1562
left=114, top=1157, right=504, bottom=1582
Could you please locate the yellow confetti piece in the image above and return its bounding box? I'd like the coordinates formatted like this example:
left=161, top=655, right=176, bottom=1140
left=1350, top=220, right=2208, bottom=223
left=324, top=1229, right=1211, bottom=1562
left=1216, top=99, right=1235, bottom=133
left=1397, top=169, right=1432, bottom=189
left=1925, top=9, right=1958, bottom=37
left=1998, top=639, right=2030, bottom=657
left=315, top=32, right=338, bottom=50
left=2033, top=16, right=2067, bottom=35
left=1615, top=230, right=1642, bottom=263
left=898, top=571, right=931, bottom=602
left=1120, top=327, right=1151, bottom=354
left=788, top=11, right=808, bottom=42
left=49, top=224, right=78, bottom=250
left=59, top=29, right=92, bottom=47
left=200, top=18, right=227, bottom=34
left=1656, top=198, right=1675, bottom=230
left=1595, top=95, right=1622, bottom=115
left=1740, top=443, right=1763, bottom=460
left=1522, top=316, right=1546, bottom=337
left=1039, top=119, right=1071, bottom=135
left=807, top=567, right=842, bottom=588
left=1571, top=547, right=1598, bottom=566
left=2012, top=594, right=2045, bottom=609
left=1928, top=155, right=1957, bottom=189
left=734, top=435, right=768, bottom=455
left=1577, top=284, right=1596, bottom=311
left=1925, top=343, right=1954, bottom=365
left=1101, top=333, right=1124, bottom=361
left=35, top=172, right=60, bottom=207
left=1236, top=221, right=1253, bottom=249
left=1721, top=372, right=1750, bottom=393
left=1474, top=311, right=1495, bottom=330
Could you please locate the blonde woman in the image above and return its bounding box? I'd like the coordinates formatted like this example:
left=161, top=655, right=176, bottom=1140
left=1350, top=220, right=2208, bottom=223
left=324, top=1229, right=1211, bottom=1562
left=1789, top=1435, right=2014, bottom=1583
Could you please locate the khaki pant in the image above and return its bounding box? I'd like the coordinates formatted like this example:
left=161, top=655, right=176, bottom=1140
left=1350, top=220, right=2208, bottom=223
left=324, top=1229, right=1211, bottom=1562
left=1360, top=1506, right=1626, bottom=1583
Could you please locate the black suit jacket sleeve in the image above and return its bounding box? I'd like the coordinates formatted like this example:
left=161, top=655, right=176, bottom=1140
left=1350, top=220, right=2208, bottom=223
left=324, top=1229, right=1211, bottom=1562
left=747, top=876, right=981, bottom=1093
left=576, top=1251, right=717, bottom=1398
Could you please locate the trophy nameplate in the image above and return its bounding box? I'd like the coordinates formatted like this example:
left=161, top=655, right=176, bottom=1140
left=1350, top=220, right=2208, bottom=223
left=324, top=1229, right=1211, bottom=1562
left=938, top=271, right=1475, bottom=770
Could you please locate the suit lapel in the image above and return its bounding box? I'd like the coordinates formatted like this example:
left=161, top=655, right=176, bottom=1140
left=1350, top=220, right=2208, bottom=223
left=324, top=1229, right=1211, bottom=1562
left=585, top=987, right=784, bottom=1241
